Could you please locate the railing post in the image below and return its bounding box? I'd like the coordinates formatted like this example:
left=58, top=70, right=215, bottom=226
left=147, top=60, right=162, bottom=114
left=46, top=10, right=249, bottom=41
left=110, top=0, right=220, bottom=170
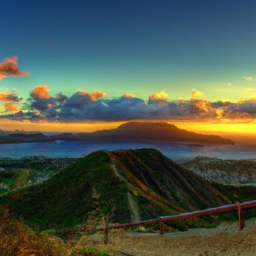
left=160, top=216, right=164, bottom=235
left=238, top=203, right=244, bottom=230
left=104, top=226, right=109, bottom=245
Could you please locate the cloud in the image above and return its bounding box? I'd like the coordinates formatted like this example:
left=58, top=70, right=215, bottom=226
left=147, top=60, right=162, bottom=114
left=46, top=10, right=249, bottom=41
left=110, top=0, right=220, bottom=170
left=4, top=103, right=20, bottom=112
left=0, top=91, right=20, bottom=102
left=31, top=85, right=51, bottom=99
left=123, top=93, right=135, bottom=99
left=76, top=90, right=106, bottom=101
left=45, top=92, right=217, bottom=122
left=30, top=92, right=68, bottom=112
left=0, top=57, right=30, bottom=81
left=91, top=90, right=107, bottom=101
left=216, top=98, right=256, bottom=120
left=0, top=111, right=44, bottom=122
left=64, top=90, right=106, bottom=109
left=190, top=89, right=204, bottom=100
left=148, top=90, right=168, bottom=103
left=4, top=86, right=256, bottom=123
left=59, top=95, right=146, bottom=121
left=244, top=76, right=254, bottom=82
left=0, top=74, right=6, bottom=80
left=0, top=88, right=218, bottom=122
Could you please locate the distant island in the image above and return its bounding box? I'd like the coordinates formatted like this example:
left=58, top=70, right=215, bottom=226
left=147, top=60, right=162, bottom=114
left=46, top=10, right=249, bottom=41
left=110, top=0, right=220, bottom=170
left=0, top=122, right=234, bottom=145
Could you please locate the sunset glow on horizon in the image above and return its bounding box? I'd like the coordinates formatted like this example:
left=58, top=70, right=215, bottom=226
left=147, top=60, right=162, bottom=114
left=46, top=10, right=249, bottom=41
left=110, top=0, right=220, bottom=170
left=1, top=1, right=256, bottom=144
left=1, top=118, right=256, bottom=145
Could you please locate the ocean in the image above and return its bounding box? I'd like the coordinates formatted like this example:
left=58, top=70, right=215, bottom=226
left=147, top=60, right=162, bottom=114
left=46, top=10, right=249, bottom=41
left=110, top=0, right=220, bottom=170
left=1, top=141, right=256, bottom=160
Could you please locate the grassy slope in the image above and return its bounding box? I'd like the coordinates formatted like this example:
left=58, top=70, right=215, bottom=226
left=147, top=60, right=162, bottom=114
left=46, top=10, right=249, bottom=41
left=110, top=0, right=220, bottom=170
left=211, top=182, right=256, bottom=221
left=1, top=149, right=256, bottom=231
left=0, top=151, right=130, bottom=230
left=109, top=149, right=230, bottom=214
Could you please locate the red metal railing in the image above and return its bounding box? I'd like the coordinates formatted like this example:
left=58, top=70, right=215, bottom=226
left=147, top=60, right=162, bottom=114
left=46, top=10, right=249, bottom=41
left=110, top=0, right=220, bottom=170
left=61, top=199, right=256, bottom=244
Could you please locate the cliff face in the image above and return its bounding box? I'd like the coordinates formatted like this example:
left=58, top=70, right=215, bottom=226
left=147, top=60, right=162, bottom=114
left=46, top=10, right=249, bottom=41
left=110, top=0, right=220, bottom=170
left=0, top=148, right=238, bottom=230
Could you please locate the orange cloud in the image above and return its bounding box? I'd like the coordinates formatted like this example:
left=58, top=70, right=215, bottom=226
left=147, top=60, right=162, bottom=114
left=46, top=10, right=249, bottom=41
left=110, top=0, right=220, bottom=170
left=77, top=90, right=107, bottom=101
left=0, top=91, right=20, bottom=102
left=4, top=86, right=256, bottom=123
left=149, top=90, right=168, bottom=101
left=91, top=90, right=107, bottom=101
left=123, top=93, right=135, bottom=99
left=4, top=103, right=20, bottom=112
left=0, top=56, right=30, bottom=81
left=193, top=100, right=212, bottom=112
left=190, top=89, right=204, bottom=100
left=31, top=85, right=51, bottom=99
left=0, top=74, right=7, bottom=80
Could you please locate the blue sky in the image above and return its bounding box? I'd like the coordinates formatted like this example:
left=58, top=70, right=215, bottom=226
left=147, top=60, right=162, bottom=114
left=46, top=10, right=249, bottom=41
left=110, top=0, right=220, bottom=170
left=1, top=0, right=256, bottom=101
left=1, top=0, right=256, bottom=137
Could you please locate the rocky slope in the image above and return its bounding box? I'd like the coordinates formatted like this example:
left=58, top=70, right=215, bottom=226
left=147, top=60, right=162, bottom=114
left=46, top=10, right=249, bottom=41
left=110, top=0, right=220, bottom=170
left=182, top=156, right=256, bottom=184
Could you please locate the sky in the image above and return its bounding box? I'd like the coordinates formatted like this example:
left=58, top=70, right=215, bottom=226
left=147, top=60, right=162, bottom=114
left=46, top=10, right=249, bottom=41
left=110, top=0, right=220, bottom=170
left=1, top=0, right=256, bottom=138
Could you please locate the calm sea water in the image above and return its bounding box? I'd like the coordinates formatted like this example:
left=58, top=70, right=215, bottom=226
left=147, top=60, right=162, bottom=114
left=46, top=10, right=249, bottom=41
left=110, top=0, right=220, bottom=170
left=0, top=141, right=256, bottom=160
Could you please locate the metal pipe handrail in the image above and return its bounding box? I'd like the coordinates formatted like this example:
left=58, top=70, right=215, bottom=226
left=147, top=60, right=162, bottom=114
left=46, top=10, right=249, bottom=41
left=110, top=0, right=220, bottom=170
left=59, top=199, right=256, bottom=243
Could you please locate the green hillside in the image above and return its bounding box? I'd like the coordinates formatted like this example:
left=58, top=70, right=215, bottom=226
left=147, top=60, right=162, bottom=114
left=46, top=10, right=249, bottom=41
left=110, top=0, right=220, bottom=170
left=1, top=149, right=256, bottom=231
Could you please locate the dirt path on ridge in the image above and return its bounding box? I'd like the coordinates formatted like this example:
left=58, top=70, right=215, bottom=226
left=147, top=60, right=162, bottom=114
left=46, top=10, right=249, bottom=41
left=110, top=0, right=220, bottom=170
left=107, top=219, right=256, bottom=256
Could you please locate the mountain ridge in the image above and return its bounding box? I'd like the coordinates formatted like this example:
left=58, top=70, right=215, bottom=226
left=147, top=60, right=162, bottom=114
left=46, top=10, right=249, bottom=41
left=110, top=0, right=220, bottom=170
left=1, top=148, right=254, bottom=231
left=0, top=122, right=234, bottom=145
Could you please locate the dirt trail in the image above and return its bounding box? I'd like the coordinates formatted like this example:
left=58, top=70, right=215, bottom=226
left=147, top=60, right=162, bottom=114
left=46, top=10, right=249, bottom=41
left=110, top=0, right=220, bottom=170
left=107, top=219, right=256, bottom=256
left=127, top=192, right=141, bottom=222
